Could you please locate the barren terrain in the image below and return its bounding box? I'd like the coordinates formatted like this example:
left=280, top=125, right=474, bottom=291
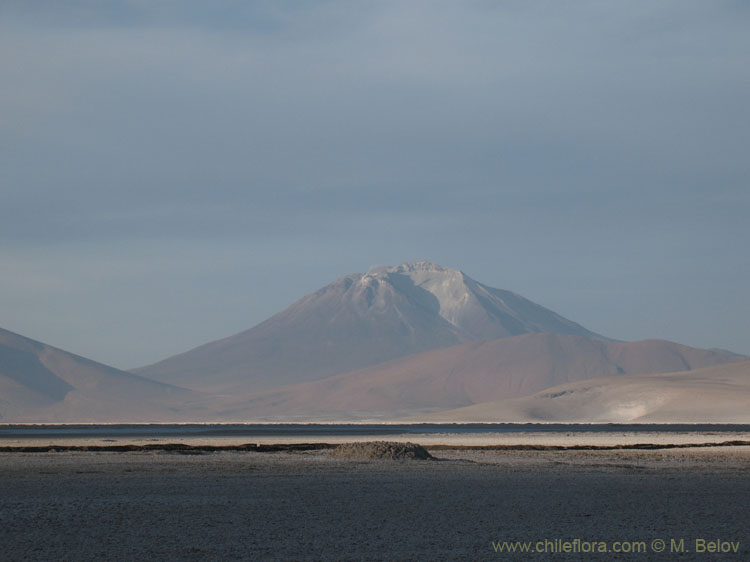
left=1, top=444, right=748, bottom=561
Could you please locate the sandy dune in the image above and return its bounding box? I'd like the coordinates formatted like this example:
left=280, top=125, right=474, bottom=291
left=219, top=334, right=745, bottom=419
left=416, top=360, right=750, bottom=423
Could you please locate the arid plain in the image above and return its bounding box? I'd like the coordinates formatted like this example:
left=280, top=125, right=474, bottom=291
left=1, top=441, right=748, bottom=561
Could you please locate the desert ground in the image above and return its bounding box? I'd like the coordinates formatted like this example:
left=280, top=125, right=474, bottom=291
left=1, top=434, right=748, bottom=561
left=3, top=427, right=750, bottom=448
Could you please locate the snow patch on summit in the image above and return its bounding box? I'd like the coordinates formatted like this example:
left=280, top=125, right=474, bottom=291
left=376, top=262, right=474, bottom=327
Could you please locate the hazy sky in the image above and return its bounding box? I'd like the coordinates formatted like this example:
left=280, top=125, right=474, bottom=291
left=2, top=1, right=749, bottom=368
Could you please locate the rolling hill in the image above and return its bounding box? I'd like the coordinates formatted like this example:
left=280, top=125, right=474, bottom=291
left=0, top=327, right=204, bottom=422
left=414, top=359, right=750, bottom=423
left=214, top=333, right=746, bottom=420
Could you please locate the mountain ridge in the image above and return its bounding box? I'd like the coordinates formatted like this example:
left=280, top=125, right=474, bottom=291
left=213, top=333, right=746, bottom=420
left=5, top=261, right=746, bottom=422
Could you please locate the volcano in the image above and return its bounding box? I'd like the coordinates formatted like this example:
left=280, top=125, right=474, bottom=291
left=134, top=261, right=605, bottom=392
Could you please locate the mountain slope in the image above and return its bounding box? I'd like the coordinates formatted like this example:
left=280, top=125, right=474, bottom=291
left=134, top=261, right=605, bottom=392
left=0, top=327, right=202, bottom=422
left=214, top=334, right=746, bottom=420
left=414, top=360, right=750, bottom=423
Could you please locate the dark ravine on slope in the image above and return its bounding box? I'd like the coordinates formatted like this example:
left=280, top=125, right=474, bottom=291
left=133, top=261, right=607, bottom=393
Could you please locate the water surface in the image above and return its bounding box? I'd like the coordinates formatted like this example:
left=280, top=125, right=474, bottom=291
left=2, top=423, right=749, bottom=439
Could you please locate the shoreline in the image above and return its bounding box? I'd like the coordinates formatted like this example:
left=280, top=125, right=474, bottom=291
left=3, top=429, right=750, bottom=448
left=3, top=420, right=750, bottom=426
left=2, top=440, right=750, bottom=454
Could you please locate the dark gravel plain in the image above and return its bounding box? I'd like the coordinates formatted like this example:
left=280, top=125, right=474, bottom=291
left=0, top=447, right=748, bottom=561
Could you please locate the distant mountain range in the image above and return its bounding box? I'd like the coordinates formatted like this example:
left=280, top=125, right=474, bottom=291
left=133, top=261, right=606, bottom=393
left=2, top=261, right=747, bottom=422
left=217, top=333, right=745, bottom=420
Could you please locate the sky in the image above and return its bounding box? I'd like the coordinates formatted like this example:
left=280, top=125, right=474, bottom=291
left=2, top=1, right=749, bottom=369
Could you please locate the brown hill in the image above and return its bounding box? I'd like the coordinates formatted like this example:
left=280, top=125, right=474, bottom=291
left=3, top=324, right=745, bottom=422
left=218, top=333, right=746, bottom=419
left=0, top=328, right=203, bottom=422
left=415, top=360, right=750, bottom=423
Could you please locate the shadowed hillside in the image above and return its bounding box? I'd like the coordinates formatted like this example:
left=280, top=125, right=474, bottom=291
left=0, top=328, right=203, bottom=422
